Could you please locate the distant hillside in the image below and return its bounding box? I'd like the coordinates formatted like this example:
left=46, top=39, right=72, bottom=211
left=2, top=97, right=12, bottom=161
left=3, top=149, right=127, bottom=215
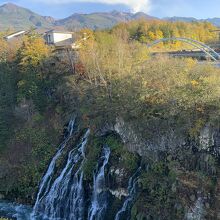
left=165, top=16, right=220, bottom=27
left=55, top=11, right=157, bottom=30
left=0, top=3, right=54, bottom=31
left=164, top=16, right=198, bottom=23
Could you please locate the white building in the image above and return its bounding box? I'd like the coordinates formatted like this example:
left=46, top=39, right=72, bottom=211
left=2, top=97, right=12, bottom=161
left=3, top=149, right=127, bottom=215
left=44, top=30, right=74, bottom=46
left=5, top=30, right=26, bottom=41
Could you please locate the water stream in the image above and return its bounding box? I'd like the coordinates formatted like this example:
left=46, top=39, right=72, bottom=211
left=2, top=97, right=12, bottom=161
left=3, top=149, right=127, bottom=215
left=0, top=200, right=32, bottom=220
left=88, top=146, right=111, bottom=220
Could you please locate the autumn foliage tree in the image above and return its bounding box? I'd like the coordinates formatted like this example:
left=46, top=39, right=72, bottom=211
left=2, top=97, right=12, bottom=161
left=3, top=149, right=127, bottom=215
left=17, top=33, right=50, bottom=70
left=112, top=19, right=218, bottom=51
left=16, top=32, right=51, bottom=110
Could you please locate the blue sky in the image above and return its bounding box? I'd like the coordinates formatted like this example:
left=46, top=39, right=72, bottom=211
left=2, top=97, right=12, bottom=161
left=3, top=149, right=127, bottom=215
left=0, top=0, right=220, bottom=19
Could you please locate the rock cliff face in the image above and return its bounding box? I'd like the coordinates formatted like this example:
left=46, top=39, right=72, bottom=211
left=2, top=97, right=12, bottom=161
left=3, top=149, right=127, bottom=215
left=114, top=117, right=187, bottom=156
left=106, top=117, right=220, bottom=219
left=113, top=117, right=220, bottom=163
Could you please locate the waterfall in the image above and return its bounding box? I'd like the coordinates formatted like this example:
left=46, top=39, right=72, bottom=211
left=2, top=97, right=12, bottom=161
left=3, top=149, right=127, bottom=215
left=33, top=118, right=76, bottom=215
left=32, top=128, right=112, bottom=220
left=32, top=114, right=90, bottom=219
left=1, top=119, right=143, bottom=220
left=29, top=117, right=141, bottom=220
left=88, top=146, right=111, bottom=220
left=32, top=129, right=90, bottom=220
left=115, top=167, right=141, bottom=220
left=186, top=196, right=205, bottom=220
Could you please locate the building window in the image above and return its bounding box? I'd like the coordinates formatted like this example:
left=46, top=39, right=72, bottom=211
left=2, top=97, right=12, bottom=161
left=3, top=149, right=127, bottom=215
left=47, top=34, right=51, bottom=43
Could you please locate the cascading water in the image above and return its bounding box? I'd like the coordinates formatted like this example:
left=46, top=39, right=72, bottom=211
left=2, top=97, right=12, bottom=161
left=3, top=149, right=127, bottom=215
left=0, top=117, right=142, bottom=220
left=32, top=128, right=90, bottom=220
left=114, top=167, right=141, bottom=220
left=33, top=118, right=76, bottom=216
left=32, top=129, right=112, bottom=220
left=88, top=146, right=111, bottom=220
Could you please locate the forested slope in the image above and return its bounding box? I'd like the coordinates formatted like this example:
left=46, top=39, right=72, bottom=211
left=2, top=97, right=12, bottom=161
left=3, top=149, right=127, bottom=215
left=1, top=20, right=220, bottom=219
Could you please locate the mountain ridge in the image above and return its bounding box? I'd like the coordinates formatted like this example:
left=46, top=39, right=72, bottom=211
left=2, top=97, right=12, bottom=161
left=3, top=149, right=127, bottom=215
left=165, top=16, right=220, bottom=27
left=0, top=3, right=54, bottom=30
left=1, top=3, right=220, bottom=31
left=55, top=10, right=157, bottom=30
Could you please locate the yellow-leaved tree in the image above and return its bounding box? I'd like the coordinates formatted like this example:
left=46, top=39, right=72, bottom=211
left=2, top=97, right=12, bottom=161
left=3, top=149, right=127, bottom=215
left=16, top=32, right=51, bottom=107
left=18, top=32, right=50, bottom=71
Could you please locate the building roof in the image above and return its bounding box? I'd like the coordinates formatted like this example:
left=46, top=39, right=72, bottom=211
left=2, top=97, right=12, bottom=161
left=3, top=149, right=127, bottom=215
left=5, top=30, right=26, bottom=40
left=45, top=29, right=74, bottom=35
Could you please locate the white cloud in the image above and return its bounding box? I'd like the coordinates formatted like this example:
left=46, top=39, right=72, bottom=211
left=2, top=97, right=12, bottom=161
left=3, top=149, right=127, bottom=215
left=35, top=0, right=151, bottom=13
left=84, top=0, right=151, bottom=13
